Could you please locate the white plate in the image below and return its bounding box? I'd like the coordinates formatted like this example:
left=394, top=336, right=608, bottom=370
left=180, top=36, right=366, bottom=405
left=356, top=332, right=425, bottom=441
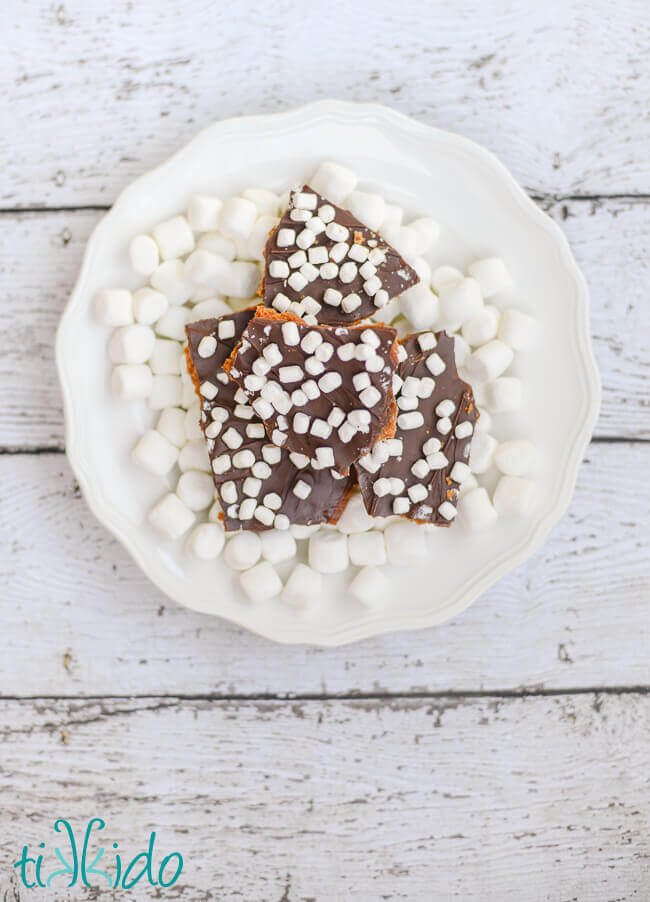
left=57, top=100, right=600, bottom=646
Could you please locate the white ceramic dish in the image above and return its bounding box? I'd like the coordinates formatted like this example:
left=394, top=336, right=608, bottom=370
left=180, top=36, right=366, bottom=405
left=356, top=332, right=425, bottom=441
left=56, top=100, right=600, bottom=645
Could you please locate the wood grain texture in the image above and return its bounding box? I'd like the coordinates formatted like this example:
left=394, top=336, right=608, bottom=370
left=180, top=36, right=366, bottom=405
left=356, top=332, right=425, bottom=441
left=0, top=695, right=648, bottom=900
left=1, top=0, right=648, bottom=207
left=0, top=444, right=647, bottom=698
left=0, top=198, right=648, bottom=450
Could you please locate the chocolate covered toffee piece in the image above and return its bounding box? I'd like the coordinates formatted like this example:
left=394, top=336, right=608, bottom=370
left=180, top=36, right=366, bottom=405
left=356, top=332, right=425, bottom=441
left=261, top=185, right=419, bottom=325
left=185, top=311, right=353, bottom=531
left=225, top=307, right=399, bottom=476
left=355, top=331, right=479, bottom=526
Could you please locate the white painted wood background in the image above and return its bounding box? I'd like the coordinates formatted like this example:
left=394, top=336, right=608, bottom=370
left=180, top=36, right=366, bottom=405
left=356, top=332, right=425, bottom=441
left=0, top=1, right=648, bottom=899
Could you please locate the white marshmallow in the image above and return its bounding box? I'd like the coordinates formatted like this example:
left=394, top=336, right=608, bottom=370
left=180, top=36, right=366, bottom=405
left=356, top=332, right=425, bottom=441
left=290, top=523, right=321, bottom=539
left=131, top=429, right=178, bottom=476
left=218, top=197, right=258, bottom=240
left=412, top=256, right=432, bottom=286
left=431, top=265, right=463, bottom=293
left=94, top=289, right=133, bottom=326
left=336, top=492, right=374, bottom=533
left=108, top=324, right=155, bottom=364
left=187, top=194, right=222, bottom=232
left=148, top=374, right=183, bottom=410
left=184, top=402, right=203, bottom=441
left=148, top=492, right=195, bottom=539
left=186, top=522, right=225, bottom=559
left=469, top=431, right=498, bottom=474
left=409, top=217, right=440, bottom=254
left=348, top=531, right=387, bottom=566
left=345, top=190, right=385, bottom=231
left=381, top=224, right=417, bottom=262
left=483, top=377, right=523, bottom=413
left=384, top=520, right=427, bottom=565
left=150, top=259, right=192, bottom=306
left=495, top=439, right=536, bottom=476
left=133, top=287, right=168, bottom=326
left=152, top=215, right=195, bottom=260
left=242, top=187, right=280, bottom=217
left=197, top=233, right=237, bottom=260
left=111, top=363, right=152, bottom=400
left=239, top=561, right=283, bottom=603
left=461, top=305, right=500, bottom=347
left=224, top=532, right=262, bottom=571
left=241, top=215, right=280, bottom=261
left=224, top=261, right=261, bottom=298
left=381, top=203, right=403, bottom=229
left=458, top=472, right=479, bottom=494
left=439, top=277, right=483, bottom=329
left=474, top=408, right=492, bottom=433
left=281, top=563, right=322, bottom=608
left=308, top=530, right=349, bottom=574
left=400, top=284, right=440, bottom=330
left=259, top=529, right=297, bottom=564
left=157, top=407, right=187, bottom=448
left=309, top=161, right=357, bottom=204
left=498, top=308, right=538, bottom=350
left=150, top=338, right=182, bottom=375
left=349, top=566, right=389, bottom=605
left=464, top=340, right=514, bottom=384
left=178, top=438, right=211, bottom=473
left=208, top=499, right=222, bottom=522
left=493, top=476, right=535, bottom=518
left=457, top=487, right=498, bottom=533
left=128, top=234, right=159, bottom=276
left=191, top=298, right=232, bottom=320
left=453, top=335, right=471, bottom=368
left=184, top=250, right=231, bottom=289
left=181, top=373, right=198, bottom=409
left=155, top=306, right=190, bottom=341
left=176, top=469, right=215, bottom=511
left=467, top=257, right=512, bottom=298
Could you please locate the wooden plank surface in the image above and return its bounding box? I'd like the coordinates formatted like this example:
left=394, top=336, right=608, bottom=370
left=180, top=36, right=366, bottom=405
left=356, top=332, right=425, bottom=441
left=1, top=0, right=648, bottom=207
left=0, top=695, right=648, bottom=900
left=1, top=443, right=647, bottom=698
left=1, top=197, right=648, bottom=450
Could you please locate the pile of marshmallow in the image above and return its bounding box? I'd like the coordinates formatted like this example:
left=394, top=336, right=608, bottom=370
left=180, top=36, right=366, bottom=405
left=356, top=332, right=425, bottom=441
left=94, top=161, right=538, bottom=607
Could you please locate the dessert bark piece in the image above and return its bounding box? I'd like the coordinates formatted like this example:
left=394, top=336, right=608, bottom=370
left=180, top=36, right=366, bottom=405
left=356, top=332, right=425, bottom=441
left=225, top=307, right=399, bottom=476
left=261, top=185, right=419, bottom=325
left=185, top=312, right=353, bottom=531
left=355, top=331, right=479, bottom=526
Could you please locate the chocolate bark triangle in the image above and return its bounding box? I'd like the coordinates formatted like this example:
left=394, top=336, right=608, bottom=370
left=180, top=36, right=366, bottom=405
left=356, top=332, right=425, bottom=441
left=261, top=185, right=419, bottom=325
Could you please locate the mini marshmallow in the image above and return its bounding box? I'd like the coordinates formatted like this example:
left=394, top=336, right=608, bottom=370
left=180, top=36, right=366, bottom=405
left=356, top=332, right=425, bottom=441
left=431, top=265, right=463, bottom=293
left=218, top=196, right=258, bottom=240
left=412, top=256, right=432, bottom=286
left=178, top=438, right=211, bottom=473
left=176, top=470, right=215, bottom=511
left=345, top=190, right=385, bottom=231
left=129, top=234, right=159, bottom=276
left=309, top=161, right=357, bottom=204
left=384, top=521, right=427, bottom=565
left=464, top=340, right=514, bottom=384
left=155, top=306, right=191, bottom=341
left=148, top=374, right=183, bottom=410
left=109, top=324, right=156, bottom=364
left=184, top=250, right=231, bottom=289
left=467, top=257, right=512, bottom=298
left=400, top=284, right=440, bottom=330
left=94, top=289, right=133, bottom=326
left=461, top=305, right=500, bottom=347
left=186, top=522, right=225, bottom=560
left=239, top=561, right=283, bottom=603
left=453, top=335, right=471, bottom=368
left=208, top=499, right=223, bottom=522
left=260, top=529, right=298, bottom=565
left=483, top=377, right=523, bottom=413
left=224, top=532, right=262, bottom=571
left=409, top=217, right=440, bottom=254
left=459, top=472, right=479, bottom=494
left=112, top=364, right=152, bottom=400
left=336, top=492, right=375, bottom=533
left=133, top=287, right=168, bottom=326
left=493, top=476, right=535, bottom=518
left=457, top=487, right=498, bottom=533
left=495, top=439, right=536, bottom=476
left=308, top=530, right=349, bottom=574
left=281, top=563, right=322, bottom=608
left=152, top=215, right=195, bottom=260
left=498, top=308, right=538, bottom=350
left=150, top=338, right=182, bottom=375
left=439, top=277, right=483, bottom=330
left=348, top=531, right=387, bottom=567
left=131, top=429, right=179, bottom=476
left=469, top=431, right=498, bottom=474
left=187, top=194, right=223, bottom=232
left=290, top=523, right=321, bottom=539
left=148, top=492, right=195, bottom=539
left=381, top=224, right=417, bottom=262
left=242, top=215, right=280, bottom=261
left=349, top=566, right=389, bottom=606
left=184, top=402, right=203, bottom=441
left=197, top=233, right=237, bottom=260
left=242, top=187, right=280, bottom=217
left=224, top=261, right=261, bottom=298
left=157, top=407, right=187, bottom=448
left=191, top=297, right=232, bottom=319
left=150, top=259, right=192, bottom=306
left=381, top=203, right=404, bottom=229
left=181, top=373, right=198, bottom=408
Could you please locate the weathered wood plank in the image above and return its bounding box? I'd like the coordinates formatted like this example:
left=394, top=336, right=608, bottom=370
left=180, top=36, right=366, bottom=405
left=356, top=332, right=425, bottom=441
left=1, top=0, right=648, bottom=206
left=0, top=695, right=648, bottom=900
left=0, top=198, right=648, bottom=449
left=0, top=444, right=647, bottom=697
